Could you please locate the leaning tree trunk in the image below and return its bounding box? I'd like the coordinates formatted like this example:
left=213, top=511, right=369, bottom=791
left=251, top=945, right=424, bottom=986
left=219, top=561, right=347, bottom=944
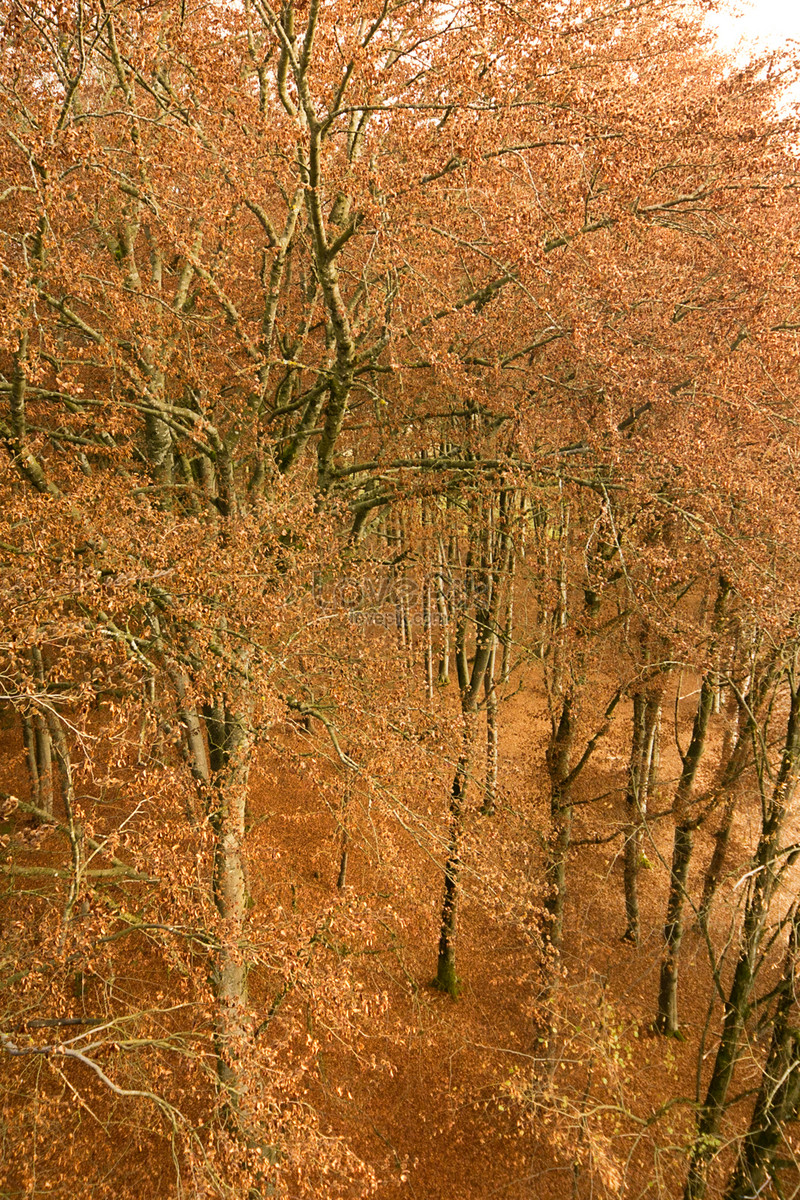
left=699, top=684, right=746, bottom=921
left=699, top=797, right=735, bottom=922
left=684, top=676, right=800, bottom=1200
left=656, top=673, right=714, bottom=1035
left=725, top=909, right=800, bottom=1200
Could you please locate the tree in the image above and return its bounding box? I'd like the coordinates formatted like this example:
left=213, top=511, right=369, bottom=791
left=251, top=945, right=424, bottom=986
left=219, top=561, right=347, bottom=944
left=3, top=0, right=800, bottom=1195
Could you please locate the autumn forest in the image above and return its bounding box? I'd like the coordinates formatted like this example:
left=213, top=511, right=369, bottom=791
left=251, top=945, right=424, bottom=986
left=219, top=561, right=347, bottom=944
left=1, top=0, right=800, bottom=1196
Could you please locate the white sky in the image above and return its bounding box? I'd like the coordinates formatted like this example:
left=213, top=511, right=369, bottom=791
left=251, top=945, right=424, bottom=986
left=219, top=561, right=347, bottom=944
left=709, top=0, right=800, bottom=55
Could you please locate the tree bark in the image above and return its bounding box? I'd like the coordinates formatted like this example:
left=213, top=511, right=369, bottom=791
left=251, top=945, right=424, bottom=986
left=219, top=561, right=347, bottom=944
left=435, top=711, right=478, bottom=996
left=656, top=674, right=714, bottom=1035
left=544, top=690, right=576, bottom=952
left=209, top=703, right=254, bottom=1116
left=482, top=638, right=498, bottom=816
left=684, top=676, right=800, bottom=1200
left=622, top=690, right=660, bottom=945
left=725, top=910, right=800, bottom=1200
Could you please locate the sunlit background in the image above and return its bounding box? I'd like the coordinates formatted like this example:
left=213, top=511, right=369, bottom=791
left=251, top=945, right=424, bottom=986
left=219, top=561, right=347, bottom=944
left=710, top=0, right=800, bottom=55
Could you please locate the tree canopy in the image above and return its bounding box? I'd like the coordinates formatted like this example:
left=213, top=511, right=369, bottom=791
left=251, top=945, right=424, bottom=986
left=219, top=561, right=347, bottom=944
left=2, top=1, right=800, bottom=1196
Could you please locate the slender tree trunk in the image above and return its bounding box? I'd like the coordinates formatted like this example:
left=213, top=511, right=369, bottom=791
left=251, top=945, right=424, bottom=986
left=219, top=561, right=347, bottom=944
left=337, top=827, right=349, bottom=891
left=21, top=712, right=39, bottom=804
left=501, top=568, right=514, bottom=685
left=656, top=823, right=694, bottom=1035
left=210, top=703, right=254, bottom=1116
left=622, top=690, right=660, bottom=945
left=656, top=673, right=714, bottom=1035
left=336, top=774, right=353, bottom=890
left=725, top=910, right=800, bottom=1200
left=423, top=578, right=434, bottom=702
left=482, top=639, right=498, bottom=816
left=699, top=797, right=735, bottom=921
left=699, top=684, right=745, bottom=920
left=434, top=555, right=450, bottom=685
left=435, top=712, right=478, bottom=996
left=544, top=691, right=576, bottom=952
left=435, top=505, right=506, bottom=994
left=684, top=678, right=800, bottom=1200
left=33, top=712, right=54, bottom=820
left=30, top=649, right=53, bottom=820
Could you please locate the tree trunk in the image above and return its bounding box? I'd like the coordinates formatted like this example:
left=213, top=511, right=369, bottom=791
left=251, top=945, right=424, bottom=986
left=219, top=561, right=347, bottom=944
left=21, top=712, right=39, bottom=804
left=699, top=797, right=735, bottom=922
left=544, top=691, right=576, bottom=952
left=725, top=910, right=800, bottom=1200
left=33, top=712, right=54, bottom=820
left=435, top=712, right=478, bottom=997
left=30, top=649, right=54, bottom=821
left=655, top=822, right=694, bottom=1035
left=435, top=515, right=502, bottom=994
left=482, top=638, right=498, bottom=816
left=684, top=677, right=800, bottom=1200
left=699, top=683, right=744, bottom=920
left=501, top=569, right=514, bottom=685
left=423, top=578, right=434, bottom=702
left=210, top=704, right=253, bottom=1116
left=622, top=690, right=660, bottom=945
left=656, top=674, right=714, bottom=1035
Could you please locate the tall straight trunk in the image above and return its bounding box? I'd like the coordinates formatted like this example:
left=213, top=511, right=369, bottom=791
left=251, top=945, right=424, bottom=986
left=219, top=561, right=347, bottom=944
left=30, top=649, right=53, bottom=820
left=434, top=553, right=450, bottom=685
left=435, top=712, right=478, bottom=997
left=33, top=712, right=54, bottom=819
left=209, top=703, right=253, bottom=1113
left=544, top=691, right=576, bottom=951
left=542, top=677, right=623, bottom=959
left=500, top=575, right=514, bottom=685
left=699, top=798, right=735, bottom=921
left=684, top=677, right=800, bottom=1200
left=42, top=707, right=82, bottom=943
left=423, top=578, right=434, bottom=702
left=656, top=674, right=714, bottom=1034
left=21, top=712, right=39, bottom=804
left=435, top=512, right=504, bottom=995
left=699, top=684, right=745, bottom=920
left=167, top=664, right=209, bottom=828
left=622, top=690, right=660, bottom=945
left=337, top=774, right=353, bottom=890
left=482, top=639, right=498, bottom=816
left=725, top=911, right=800, bottom=1200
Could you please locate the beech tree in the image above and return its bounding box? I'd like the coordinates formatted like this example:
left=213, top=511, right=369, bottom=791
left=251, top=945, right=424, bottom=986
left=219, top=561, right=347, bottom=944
left=3, top=0, right=800, bottom=1196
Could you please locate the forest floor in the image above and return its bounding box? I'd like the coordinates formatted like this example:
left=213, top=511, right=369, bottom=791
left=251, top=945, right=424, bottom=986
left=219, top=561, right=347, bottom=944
left=2, top=665, right=798, bottom=1199
left=241, top=674, right=790, bottom=1200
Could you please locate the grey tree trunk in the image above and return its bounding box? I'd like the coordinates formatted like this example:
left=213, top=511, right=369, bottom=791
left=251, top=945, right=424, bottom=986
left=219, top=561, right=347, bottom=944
left=622, top=690, right=661, bottom=945
left=544, top=691, right=576, bottom=952
left=30, top=648, right=53, bottom=820
left=435, top=514, right=505, bottom=994
left=684, top=676, right=800, bottom=1200
left=725, top=910, right=800, bottom=1200
left=435, top=711, right=478, bottom=997
left=209, top=704, right=253, bottom=1116
left=656, top=675, right=714, bottom=1035
left=482, top=639, right=498, bottom=816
